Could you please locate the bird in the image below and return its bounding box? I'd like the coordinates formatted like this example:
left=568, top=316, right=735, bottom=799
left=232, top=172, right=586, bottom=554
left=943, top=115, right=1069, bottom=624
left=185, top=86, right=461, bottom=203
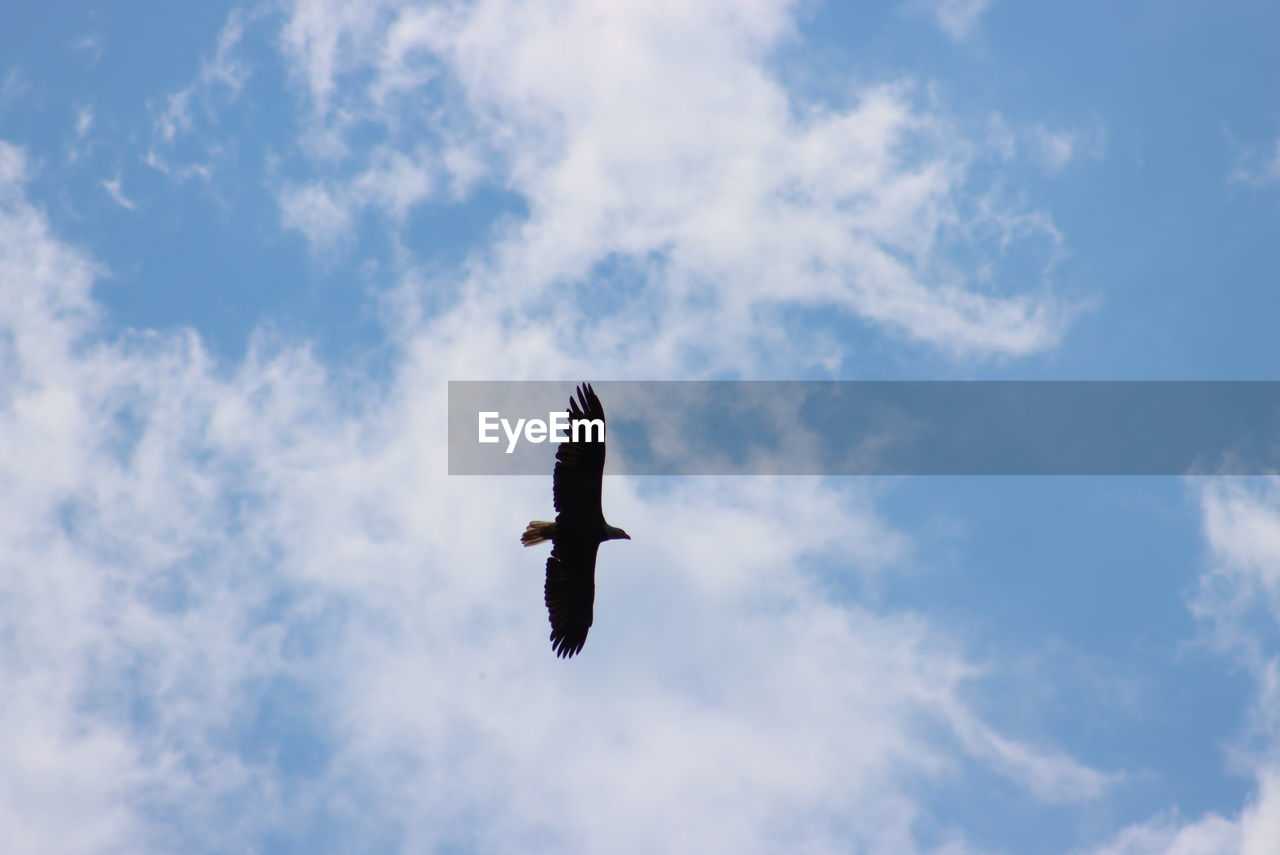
left=522, top=383, right=630, bottom=658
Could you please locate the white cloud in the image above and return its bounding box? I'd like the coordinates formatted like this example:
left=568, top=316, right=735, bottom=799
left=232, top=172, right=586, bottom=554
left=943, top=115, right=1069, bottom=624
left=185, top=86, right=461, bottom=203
left=0, top=67, right=28, bottom=109
left=72, top=33, right=106, bottom=66
left=154, top=9, right=249, bottom=143
left=270, top=0, right=1078, bottom=362
left=1079, top=481, right=1280, bottom=855
left=102, top=176, right=136, bottom=210
left=1230, top=138, right=1280, bottom=188
left=1029, top=125, right=1079, bottom=173
left=1083, top=772, right=1280, bottom=855
left=65, top=105, right=99, bottom=165
left=276, top=143, right=436, bottom=248
left=1196, top=480, right=1280, bottom=645
left=0, top=115, right=1110, bottom=852
left=148, top=8, right=252, bottom=180
left=277, top=180, right=353, bottom=247
left=947, top=705, right=1115, bottom=802
left=74, top=105, right=94, bottom=140
left=911, top=0, right=992, bottom=42
left=0, top=2, right=1144, bottom=851
left=281, top=0, right=403, bottom=119
left=1084, top=811, right=1239, bottom=855
left=987, top=115, right=1107, bottom=174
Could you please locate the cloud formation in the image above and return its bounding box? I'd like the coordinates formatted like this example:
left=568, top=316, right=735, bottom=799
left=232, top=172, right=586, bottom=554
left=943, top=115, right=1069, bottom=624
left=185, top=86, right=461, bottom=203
left=1230, top=139, right=1280, bottom=189
left=910, top=0, right=992, bottom=41
left=273, top=0, right=1076, bottom=364
left=15, top=2, right=1270, bottom=854
left=0, top=82, right=1104, bottom=855
left=1077, top=481, right=1280, bottom=855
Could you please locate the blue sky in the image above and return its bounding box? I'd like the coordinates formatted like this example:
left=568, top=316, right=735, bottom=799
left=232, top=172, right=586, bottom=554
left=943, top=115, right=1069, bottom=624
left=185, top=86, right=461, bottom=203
left=4, top=1, right=1280, bottom=854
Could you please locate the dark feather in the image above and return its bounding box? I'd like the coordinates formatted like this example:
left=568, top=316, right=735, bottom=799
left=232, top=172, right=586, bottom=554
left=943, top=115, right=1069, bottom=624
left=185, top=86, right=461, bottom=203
left=544, top=538, right=599, bottom=658
left=552, top=383, right=606, bottom=524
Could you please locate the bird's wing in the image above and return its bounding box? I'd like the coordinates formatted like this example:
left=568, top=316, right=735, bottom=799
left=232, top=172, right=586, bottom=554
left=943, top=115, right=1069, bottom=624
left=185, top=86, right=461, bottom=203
left=544, top=538, right=599, bottom=658
left=552, top=383, right=606, bottom=524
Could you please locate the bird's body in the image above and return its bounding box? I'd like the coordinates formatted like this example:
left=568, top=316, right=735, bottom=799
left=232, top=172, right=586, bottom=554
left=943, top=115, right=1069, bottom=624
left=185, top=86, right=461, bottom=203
left=522, top=383, right=629, bottom=658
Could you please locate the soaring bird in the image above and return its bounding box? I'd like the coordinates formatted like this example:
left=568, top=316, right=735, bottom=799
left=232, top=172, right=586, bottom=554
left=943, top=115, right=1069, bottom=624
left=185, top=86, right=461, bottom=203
left=522, top=383, right=630, bottom=658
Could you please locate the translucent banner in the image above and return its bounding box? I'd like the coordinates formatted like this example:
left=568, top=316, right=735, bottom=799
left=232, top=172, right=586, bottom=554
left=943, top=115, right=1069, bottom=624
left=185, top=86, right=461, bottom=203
left=448, top=381, right=1280, bottom=475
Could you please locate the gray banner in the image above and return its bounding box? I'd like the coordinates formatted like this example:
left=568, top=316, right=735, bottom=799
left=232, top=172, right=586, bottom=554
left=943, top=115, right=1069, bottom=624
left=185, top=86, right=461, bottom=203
left=448, top=381, right=1280, bottom=475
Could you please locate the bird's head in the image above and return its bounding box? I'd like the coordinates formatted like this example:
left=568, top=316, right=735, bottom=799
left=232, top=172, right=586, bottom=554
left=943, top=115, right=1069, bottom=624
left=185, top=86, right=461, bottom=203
left=605, top=525, right=631, bottom=541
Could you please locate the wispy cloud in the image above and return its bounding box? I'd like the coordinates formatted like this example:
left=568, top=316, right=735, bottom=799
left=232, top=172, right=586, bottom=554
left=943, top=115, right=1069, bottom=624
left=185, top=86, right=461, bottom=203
left=276, top=179, right=352, bottom=248
left=148, top=8, right=253, bottom=181
left=1082, top=480, right=1280, bottom=854
left=947, top=705, right=1116, bottom=802
left=0, top=108, right=1108, bottom=851
left=65, top=105, right=98, bottom=164
left=271, top=0, right=1079, bottom=362
left=74, top=105, right=94, bottom=140
left=910, top=0, right=993, bottom=41
left=988, top=114, right=1107, bottom=174
left=276, top=143, right=436, bottom=249
left=1084, top=809, right=1240, bottom=855
left=1230, top=138, right=1280, bottom=188
left=0, top=67, right=29, bottom=109
left=72, top=33, right=106, bottom=66
left=1028, top=124, right=1081, bottom=172
left=102, top=176, right=136, bottom=209
left=0, top=2, right=1153, bottom=852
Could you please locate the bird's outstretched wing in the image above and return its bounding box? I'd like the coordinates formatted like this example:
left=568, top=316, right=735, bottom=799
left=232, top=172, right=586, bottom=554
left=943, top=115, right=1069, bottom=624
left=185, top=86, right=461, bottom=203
left=544, top=538, right=599, bottom=658
left=552, top=383, right=606, bottom=525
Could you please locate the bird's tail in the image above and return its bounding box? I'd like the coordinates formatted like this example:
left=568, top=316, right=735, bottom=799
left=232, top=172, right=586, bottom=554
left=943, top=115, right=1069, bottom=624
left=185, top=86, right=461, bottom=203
left=522, top=520, right=557, bottom=546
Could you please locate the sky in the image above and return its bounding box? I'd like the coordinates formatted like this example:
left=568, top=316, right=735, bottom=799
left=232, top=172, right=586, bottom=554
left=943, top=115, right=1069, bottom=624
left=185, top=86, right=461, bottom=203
left=2, top=0, right=1280, bottom=853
